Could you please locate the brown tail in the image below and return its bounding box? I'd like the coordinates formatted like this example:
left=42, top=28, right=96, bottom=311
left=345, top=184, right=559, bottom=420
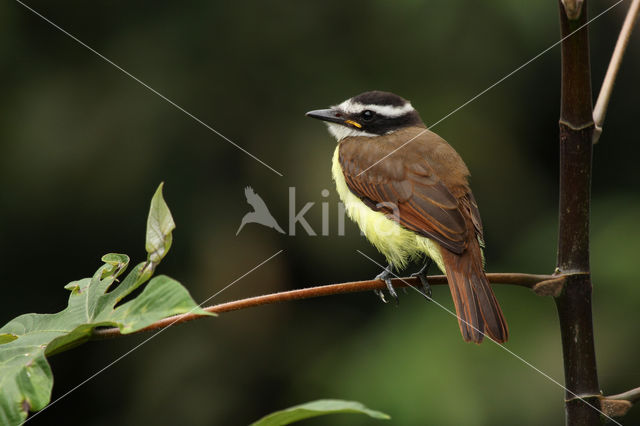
left=439, top=241, right=508, bottom=344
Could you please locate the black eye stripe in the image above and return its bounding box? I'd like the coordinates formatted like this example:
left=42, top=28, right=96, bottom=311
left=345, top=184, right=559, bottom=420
left=349, top=109, right=423, bottom=135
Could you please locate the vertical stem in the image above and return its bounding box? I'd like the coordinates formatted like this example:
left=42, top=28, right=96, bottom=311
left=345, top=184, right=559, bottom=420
left=556, top=1, right=601, bottom=425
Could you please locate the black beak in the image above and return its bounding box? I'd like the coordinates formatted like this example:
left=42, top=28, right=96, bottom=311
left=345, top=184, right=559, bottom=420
left=305, top=108, right=345, bottom=125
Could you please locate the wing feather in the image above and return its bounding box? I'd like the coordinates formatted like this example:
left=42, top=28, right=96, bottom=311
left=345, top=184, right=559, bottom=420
left=338, top=133, right=471, bottom=254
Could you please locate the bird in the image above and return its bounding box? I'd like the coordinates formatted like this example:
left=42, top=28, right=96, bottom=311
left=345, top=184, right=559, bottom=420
left=306, top=90, right=508, bottom=343
left=236, top=186, right=285, bottom=235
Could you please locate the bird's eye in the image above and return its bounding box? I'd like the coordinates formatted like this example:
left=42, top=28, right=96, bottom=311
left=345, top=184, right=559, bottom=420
left=361, top=110, right=375, bottom=121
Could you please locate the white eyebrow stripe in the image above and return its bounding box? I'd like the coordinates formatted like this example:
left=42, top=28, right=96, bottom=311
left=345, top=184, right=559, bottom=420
left=334, top=100, right=415, bottom=117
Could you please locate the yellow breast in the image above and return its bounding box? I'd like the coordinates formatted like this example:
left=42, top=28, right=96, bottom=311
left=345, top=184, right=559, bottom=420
left=331, top=146, right=445, bottom=272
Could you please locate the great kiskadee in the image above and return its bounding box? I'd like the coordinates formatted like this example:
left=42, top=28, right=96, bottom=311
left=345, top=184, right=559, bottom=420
left=306, top=90, right=508, bottom=343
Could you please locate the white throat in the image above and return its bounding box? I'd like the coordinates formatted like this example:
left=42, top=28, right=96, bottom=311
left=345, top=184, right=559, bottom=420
left=326, top=122, right=376, bottom=141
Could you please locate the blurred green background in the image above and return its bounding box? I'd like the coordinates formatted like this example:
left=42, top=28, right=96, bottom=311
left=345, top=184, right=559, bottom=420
left=2, top=1, right=639, bottom=425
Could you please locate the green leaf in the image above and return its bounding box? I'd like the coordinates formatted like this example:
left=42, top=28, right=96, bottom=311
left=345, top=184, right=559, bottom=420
left=110, top=275, right=212, bottom=334
left=146, top=182, right=175, bottom=265
left=250, top=399, right=390, bottom=426
left=0, top=184, right=213, bottom=425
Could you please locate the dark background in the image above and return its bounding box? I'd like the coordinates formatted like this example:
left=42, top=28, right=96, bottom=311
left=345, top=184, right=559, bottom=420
left=2, top=1, right=639, bottom=425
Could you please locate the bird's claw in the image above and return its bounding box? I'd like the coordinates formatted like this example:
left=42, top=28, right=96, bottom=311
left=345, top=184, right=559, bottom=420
left=374, top=289, right=388, bottom=303
left=411, top=258, right=433, bottom=300
left=411, top=271, right=432, bottom=299
left=375, top=266, right=398, bottom=305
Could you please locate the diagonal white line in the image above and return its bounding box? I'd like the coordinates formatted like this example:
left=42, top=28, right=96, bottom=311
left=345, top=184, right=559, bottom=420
left=23, top=249, right=284, bottom=424
left=15, top=0, right=284, bottom=177
left=356, top=249, right=622, bottom=426
left=356, top=0, right=626, bottom=177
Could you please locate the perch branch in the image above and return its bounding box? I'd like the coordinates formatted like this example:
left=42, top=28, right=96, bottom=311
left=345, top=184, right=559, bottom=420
left=593, top=0, right=640, bottom=143
left=91, top=272, right=553, bottom=339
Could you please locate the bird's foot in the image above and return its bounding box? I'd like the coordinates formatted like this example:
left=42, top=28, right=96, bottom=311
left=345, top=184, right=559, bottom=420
left=411, top=258, right=433, bottom=299
left=375, top=265, right=398, bottom=305
left=410, top=271, right=432, bottom=299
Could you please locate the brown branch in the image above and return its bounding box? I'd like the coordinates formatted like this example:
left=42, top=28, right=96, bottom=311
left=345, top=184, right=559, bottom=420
left=593, top=0, right=640, bottom=143
left=605, top=387, right=640, bottom=404
left=598, top=387, right=640, bottom=418
left=91, top=272, right=553, bottom=340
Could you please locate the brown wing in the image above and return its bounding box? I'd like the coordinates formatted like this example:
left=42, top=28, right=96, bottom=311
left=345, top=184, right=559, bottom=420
left=338, top=129, right=471, bottom=254
left=462, top=191, right=485, bottom=245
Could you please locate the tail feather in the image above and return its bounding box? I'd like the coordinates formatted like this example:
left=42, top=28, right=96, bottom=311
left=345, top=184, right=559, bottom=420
left=446, top=270, right=483, bottom=342
left=440, top=241, right=508, bottom=344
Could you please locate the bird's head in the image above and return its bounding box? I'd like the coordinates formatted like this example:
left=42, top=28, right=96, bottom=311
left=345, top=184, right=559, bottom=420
left=306, top=91, right=424, bottom=141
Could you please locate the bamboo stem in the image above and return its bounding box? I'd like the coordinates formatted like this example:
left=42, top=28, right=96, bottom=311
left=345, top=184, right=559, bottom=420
left=556, top=1, right=600, bottom=424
